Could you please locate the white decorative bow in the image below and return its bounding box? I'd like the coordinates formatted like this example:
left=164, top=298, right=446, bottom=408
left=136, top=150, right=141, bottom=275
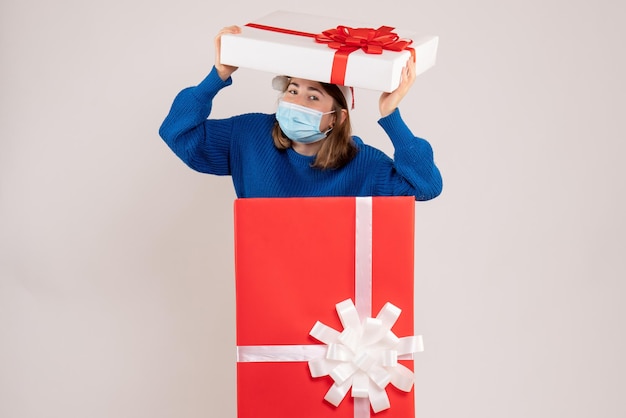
left=308, top=298, right=424, bottom=413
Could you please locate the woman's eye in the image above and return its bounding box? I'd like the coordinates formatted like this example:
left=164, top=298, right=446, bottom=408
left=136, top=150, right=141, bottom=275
left=308, top=95, right=319, bottom=101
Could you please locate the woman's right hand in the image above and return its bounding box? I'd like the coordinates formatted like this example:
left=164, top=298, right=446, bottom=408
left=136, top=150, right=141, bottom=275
left=214, top=25, right=242, bottom=81
left=378, top=58, right=416, bottom=117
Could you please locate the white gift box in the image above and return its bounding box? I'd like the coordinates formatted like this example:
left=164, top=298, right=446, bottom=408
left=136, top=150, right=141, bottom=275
left=220, top=10, right=439, bottom=92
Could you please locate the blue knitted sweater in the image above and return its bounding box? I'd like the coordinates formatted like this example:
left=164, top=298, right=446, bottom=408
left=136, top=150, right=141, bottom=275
left=159, top=67, right=442, bottom=200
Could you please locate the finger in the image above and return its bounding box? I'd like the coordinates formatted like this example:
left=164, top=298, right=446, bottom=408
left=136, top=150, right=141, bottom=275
left=400, top=60, right=416, bottom=88
left=215, top=25, right=241, bottom=54
left=397, top=65, right=410, bottom=89
left=402, top=61, right=412, bottom=78
left=215, top=26, right=241, bottom=45
left=218, top=25, right=242, bottom=35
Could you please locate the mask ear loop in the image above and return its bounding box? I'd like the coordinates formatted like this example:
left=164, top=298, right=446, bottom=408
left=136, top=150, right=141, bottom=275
left=323, top=110, right=337, bottom=134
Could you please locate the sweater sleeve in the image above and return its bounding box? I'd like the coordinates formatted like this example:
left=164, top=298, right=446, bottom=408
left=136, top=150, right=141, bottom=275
left=376, top=108, right=443, bottom=200
left=158, top=67, right=234, bottom=175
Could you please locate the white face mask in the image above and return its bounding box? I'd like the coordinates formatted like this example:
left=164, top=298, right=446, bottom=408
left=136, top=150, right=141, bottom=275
left=275, top=100, right=335, bottom=144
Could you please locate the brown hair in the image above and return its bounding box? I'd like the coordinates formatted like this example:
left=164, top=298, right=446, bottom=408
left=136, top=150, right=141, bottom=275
left=272, top=82, right=357, bottom=170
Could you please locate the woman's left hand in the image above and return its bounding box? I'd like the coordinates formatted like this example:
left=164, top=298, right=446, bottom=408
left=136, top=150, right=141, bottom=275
left=379, top=58, right=416, bottom=117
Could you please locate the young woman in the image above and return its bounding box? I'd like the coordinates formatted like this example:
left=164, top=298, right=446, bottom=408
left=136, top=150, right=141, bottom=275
left=159, top=26, right=443, bottom=200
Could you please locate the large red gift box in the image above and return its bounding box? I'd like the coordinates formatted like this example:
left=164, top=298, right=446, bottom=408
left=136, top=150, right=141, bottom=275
left=234, top=197, right=422, bottom=418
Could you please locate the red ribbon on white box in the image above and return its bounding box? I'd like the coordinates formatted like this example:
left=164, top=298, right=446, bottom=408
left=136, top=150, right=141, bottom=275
left=236, top=197, right=423, bottom=416
left=245, top=23, right=414, bottom=86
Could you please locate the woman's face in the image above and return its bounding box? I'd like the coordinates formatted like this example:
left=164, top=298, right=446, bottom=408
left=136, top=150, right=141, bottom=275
left=281, top=78, right=336, bottom=129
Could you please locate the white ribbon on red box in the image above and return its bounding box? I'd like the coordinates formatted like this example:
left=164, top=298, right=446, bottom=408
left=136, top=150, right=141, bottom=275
left=236, top=197, right=424, bottom=416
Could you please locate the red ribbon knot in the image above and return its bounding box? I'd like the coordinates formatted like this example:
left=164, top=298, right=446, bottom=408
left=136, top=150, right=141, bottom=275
left=315, top=25, right=413, bottom=55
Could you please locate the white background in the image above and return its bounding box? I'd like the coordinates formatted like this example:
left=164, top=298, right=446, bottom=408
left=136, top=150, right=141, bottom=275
left=1, top=0, right=624, bottom=417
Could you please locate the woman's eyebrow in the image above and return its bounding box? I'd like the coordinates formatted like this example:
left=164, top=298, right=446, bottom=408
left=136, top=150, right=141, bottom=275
left=288, top=82, right=326, bottom=97
left=306, top=86, right=325, bottom=96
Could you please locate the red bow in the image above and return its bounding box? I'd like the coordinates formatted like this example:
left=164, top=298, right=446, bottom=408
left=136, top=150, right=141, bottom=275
left=315, top=25, right=413, bottom=55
